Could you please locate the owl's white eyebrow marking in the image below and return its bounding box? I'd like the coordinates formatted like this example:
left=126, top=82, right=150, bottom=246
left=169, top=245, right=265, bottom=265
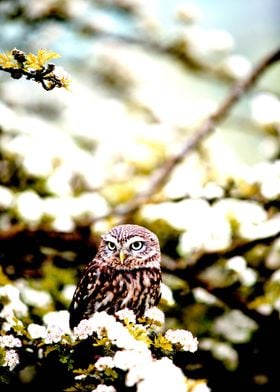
left=101, top=234, right=118, bottom=245
left=126, top=236, right=145, bottom=247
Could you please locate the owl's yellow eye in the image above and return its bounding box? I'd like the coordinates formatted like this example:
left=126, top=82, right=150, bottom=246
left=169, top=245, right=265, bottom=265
left=130, top=241, right=144, bottom=251
left=107, top=241, right=116, bottom=251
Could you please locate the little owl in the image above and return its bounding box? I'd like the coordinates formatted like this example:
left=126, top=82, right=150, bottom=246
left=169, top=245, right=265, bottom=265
left=69, top=224, right=162, bottom=329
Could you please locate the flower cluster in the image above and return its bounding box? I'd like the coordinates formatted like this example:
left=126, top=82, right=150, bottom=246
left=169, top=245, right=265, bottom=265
left=0, top=284, right=28, bottom=330
left=71, top=309, right=200, bottom=391
left=141, top=197, right=280, bottom=256
left=0, top=335, right=22, bottom=371
left=165, top=329, right=198, bottom=353
left=0, top=279, right=206, bottom=391
left=1, top=349, right=20, bottom=371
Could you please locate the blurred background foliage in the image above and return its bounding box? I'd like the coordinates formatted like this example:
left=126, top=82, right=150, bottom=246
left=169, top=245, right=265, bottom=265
left=0, top=0, right=280, bottom=391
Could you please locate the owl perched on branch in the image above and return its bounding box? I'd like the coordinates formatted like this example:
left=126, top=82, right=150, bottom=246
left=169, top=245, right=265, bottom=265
left=69, top=224, right=162, bottom=329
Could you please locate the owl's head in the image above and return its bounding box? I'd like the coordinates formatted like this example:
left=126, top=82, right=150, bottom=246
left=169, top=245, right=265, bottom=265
left=98, top=224, right=161, bottom=270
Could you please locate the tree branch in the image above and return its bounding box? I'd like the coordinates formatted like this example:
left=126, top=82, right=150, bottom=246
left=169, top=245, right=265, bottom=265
left=0, top=48, right=71, bottom=90
left=105, top=46, right=280, bottom=222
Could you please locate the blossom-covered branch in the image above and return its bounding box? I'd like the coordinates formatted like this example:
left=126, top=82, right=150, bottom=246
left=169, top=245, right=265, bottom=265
left=0, top=48, right=71, bottom=91
left=0, top=281, right=203, bottom=391
left=110, top=46, right=280, bottom=221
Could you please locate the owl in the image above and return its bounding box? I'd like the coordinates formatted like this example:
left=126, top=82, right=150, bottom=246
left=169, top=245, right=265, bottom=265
left=69, top=224, right=162, bottom=329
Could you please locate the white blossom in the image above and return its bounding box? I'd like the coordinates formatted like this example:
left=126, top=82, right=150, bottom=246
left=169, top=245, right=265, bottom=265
left=254, top=161, right=280, bottom=199
left=43, top=310, right=71, bottom=335
left=94, top=385, right=116, bottom=392
left=113, top=349, right=152, bottom=372
left=51, top=213, right=75, bottom=232
left=242, top=214, right=280, bottom=241
left=95, top=356, right=115, bottom=371
left=271, top=269, right=280, bottom=282
left=226, top=256, right=246, bottom=273
left=141, top=199, right=210, bottom=232
left=38, top=348, right=44, bottom=359
left=202, top=182, right=224, bottom=199
left=126, top=364, right=150, bottom=387
left=106, top=319, right=147, bottom=351
left=70, top=192, right=109, bottom=220
left=45, top=167, right=73, bottom=197
left=144, top=307, right=165, bottom=326
left=213, top=198, right=275, bottom=241
left=0, top=102, right=18, bottom=132
left=20, top=286, right=52, bottom=308
left=73, top=318, right=96, bottom=340
left=136, top=357, right=187, bottom=392
left=42, top=310, right=71, bottom=341
left=227, top=256, right=259, bottom=287
left=116, top=308, right=136, bottom=324
left=74, top=374, right=87, bottom=381
left=73, top=311, right=146, bottom=350
left=251, top=93, right=280, bottom=127
left=185, top=27, right=234, bottom=61
left=0, top=284, right=28, bottom=325
left=160, top=283, right=175, bottom=306
left=192, top=381, right=211, bottom=392
left=52, top=66, right=71, bottom=82
left=0, top=185, right=14, bottom=208
left=1, top=319, right=24, bottom=333
left=221, top=54, right=252, bottom=79
left=3, top=349, right=20, bottom=371
left=261, top=176, right=280, bottom=199
left=193, top=287, right=218, bottom=305
left=213, top=310, right=257, bottom=343
left=0, top=335, right=22, bottom=348
left=199, top=338, right=238, bottom=371
left=27, top=323, right=47, bottom=340
left=176, top=200, right=232, bottom=254
left=165, top=329, right=198, bottom=352
left=113, top=349, right=163, bottom=388
left=15, top=190, right=43, bottom=224
left=44, top=326, right=65, bottom=344
left=239, top=268, right=257, bottom=286
left=22, top=147, right=54, bottom=177
left=43, top=197, right=74, bottom=232
left=213, top=342, right=238, bottom=370
left=216, top=199, right=267, bottom=227
left=256, top=303, right=273, bottom=315
left=73, top=312, right=115, bottom=340
left=61, top=284, right=76, bottom=302
left=213, top=342, right=238, bottom=365
left=202, top=209, right=232, bottom=252
left=74, top=312, right=146, bottom=350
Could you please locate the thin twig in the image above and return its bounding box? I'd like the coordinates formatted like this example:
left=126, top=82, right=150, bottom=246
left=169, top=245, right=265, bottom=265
left=0, top=65, right=61, bottom=91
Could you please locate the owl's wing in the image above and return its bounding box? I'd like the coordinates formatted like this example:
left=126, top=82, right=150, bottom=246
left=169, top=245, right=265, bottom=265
left=69, top=261, right=103, bottom=329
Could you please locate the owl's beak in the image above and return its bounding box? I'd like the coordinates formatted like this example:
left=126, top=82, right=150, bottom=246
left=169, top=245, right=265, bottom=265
left=119, top=249, right=126, bottom=264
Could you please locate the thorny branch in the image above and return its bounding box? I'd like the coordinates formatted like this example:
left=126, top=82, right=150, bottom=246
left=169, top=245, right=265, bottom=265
left=108, top=46, right=280, bottom=223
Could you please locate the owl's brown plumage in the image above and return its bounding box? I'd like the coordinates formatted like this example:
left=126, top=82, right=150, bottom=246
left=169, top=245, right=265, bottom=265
left=69, top=224, right=162, bottom=329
